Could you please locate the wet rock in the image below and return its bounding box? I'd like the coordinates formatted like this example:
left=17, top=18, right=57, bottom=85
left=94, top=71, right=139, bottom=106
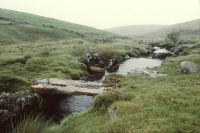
left=180, top=61, right=200, bottom=74
left=0, top=93, right=15, bottom=110
left=153, top=49, right=173, bottom=59
left=107, top=59, right=119, bottom=73
left=89, top=66, right=105, bottom=73
left=88, top=66, right=105, bottom=79
left=80, top=51, right=106, bottom=79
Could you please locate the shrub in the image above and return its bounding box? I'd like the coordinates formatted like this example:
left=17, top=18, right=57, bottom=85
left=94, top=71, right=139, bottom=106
left=166, top=32, right=180, bottom=46
left=93, top=91, right=131, bottom=111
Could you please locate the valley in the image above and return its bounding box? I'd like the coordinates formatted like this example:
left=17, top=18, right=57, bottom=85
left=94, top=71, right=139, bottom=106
left=0, top=8, right=200, bottom=133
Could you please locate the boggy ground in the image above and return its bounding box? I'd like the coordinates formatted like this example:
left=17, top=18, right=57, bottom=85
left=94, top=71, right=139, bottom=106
left=44, top=44, right=200, bottom=133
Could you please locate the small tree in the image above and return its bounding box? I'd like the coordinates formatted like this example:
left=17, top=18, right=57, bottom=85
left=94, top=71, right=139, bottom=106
left=166, top=32, right=180, bottom=45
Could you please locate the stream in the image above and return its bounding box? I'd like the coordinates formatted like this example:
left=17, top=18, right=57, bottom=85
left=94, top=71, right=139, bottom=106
left=42, top=58, right=162, bottom=122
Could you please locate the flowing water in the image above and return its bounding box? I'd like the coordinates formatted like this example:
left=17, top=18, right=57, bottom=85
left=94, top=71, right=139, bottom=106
left=42, top=95, right=93, bottom=122
left=43, top=58, right=162, bottom=122
left=117, top=58, right=162, bottom=75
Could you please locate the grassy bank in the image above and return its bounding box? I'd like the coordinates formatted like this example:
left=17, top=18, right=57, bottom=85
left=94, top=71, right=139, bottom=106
left=45, top=53, right=200, bottom=133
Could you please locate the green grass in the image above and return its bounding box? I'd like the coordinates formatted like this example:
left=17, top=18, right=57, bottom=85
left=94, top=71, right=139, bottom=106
left=0, top=38, right=145, bottom=92
left=45, top=53, right=200, bottom=133
left=0, top=8, right=121, bottom=45
left=0, top=42, right=142, bottom=77
left=159, top=54, right=200, bottom=75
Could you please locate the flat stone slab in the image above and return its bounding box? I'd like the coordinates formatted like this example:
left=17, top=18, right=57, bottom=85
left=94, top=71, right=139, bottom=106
left=49, top=78, right=102, bottom=89
left=31, top=78, right=105, bottom=96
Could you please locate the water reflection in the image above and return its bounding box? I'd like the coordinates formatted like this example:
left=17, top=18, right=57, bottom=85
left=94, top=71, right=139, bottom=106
left=42, top=95, right=93, bottom=122
left=117, top=58, right=162, bottom=75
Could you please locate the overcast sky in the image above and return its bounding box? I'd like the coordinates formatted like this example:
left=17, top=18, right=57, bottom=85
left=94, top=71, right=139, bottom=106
left=0, top=0, right=200, bottom=29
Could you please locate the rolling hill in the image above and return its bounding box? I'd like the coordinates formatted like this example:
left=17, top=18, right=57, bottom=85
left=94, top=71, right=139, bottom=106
left=106, top=25, right=167, bottom=36
left=106, top=19, right=200, bottom=40
left=151, top=19, right=200, bottom=38
left=0, top=8, right=120, bottom=45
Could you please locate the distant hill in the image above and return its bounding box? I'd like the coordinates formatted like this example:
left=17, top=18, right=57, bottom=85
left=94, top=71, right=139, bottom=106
left=106, top=25, right=167, bottom=36
left=0, top=8, right=120, bottom=45
left=151, top=19, right=200, bottom=38
left=106, top=19, right=200, bottom=41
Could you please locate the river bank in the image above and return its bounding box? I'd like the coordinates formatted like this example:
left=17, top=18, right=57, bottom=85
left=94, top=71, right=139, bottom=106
left=31, top=57, right=163, bottom=123
left=45, top=53, right=200, bottom=133
left=1, top=42, right=199, bottom=133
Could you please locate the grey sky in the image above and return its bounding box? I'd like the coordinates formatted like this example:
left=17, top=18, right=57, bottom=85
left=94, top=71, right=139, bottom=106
left=0, top=0, right=199, bottom=29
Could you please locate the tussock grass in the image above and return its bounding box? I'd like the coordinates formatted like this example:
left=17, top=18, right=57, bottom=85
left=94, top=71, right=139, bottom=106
left=93, top=91, right=132, bottom=111
left=0, top=75, right=30, bottom=92
left=13, top=114, right=52, bottom=133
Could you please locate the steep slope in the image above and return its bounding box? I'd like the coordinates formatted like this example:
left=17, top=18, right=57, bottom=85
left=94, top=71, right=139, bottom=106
left=106, top=25, right=167, bottom=36
left=0, top=8, right=118, bottom=44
